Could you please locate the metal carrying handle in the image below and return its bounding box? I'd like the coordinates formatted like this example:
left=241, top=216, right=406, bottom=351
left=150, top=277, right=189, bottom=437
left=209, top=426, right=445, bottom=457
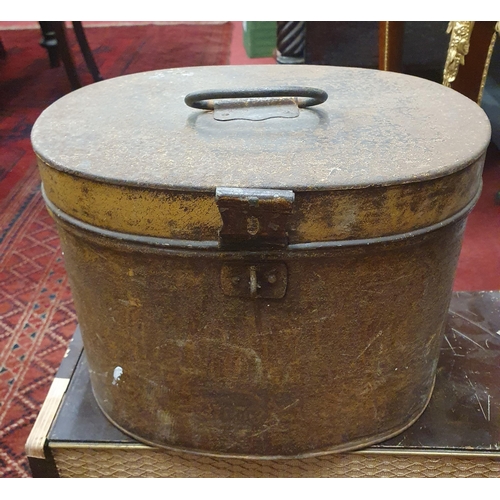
left=184, top=86, right=328, bottom=110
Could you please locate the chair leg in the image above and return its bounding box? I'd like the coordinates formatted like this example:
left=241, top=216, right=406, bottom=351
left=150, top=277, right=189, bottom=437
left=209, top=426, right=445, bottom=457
left=72, top=21, right=103, bottom=82
left=51, top=21, right=81, bottom=90
left=38, top=21, right=60, bottom=68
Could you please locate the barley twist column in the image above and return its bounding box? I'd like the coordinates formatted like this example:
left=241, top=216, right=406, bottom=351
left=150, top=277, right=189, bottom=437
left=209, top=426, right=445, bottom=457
left=276, top=21, right=306, bottom=64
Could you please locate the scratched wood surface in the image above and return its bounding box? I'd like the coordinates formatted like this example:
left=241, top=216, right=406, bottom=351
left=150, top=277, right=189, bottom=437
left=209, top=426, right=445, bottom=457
left=47, top=291, right=500, bottom=455
left=378, top=290, right=500, bottom=452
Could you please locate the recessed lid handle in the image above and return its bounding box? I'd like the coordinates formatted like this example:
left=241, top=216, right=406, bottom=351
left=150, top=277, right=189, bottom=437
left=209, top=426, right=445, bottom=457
left=184, top=86, right=328, bottom=110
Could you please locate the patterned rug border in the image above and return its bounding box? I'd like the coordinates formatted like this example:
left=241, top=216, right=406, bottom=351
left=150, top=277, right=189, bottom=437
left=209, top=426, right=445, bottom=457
left=0, top=182, right=77, bottom=477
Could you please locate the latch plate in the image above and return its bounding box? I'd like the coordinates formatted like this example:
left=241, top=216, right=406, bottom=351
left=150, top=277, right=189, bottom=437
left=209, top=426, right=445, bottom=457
left=214, top=97, right=299, bottom=121
left=220, top=262, right=288, bottom=299
left=215, top=187, right=295, bottom=251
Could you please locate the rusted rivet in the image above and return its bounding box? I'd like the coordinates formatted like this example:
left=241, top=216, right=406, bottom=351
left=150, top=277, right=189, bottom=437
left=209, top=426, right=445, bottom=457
left=232, top=276, right=241, bottom=285
left=267, top=273, right=277, bottom=284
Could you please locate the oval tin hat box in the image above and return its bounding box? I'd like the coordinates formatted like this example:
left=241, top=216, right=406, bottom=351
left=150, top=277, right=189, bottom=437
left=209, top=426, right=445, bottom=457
left=31, top=65, right=491, bottom=458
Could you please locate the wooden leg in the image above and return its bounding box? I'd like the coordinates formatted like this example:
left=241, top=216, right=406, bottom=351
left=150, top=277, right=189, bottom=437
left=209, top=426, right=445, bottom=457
left=38, top=21, right=60, bottom=68
left=72, top=21, right=103, bottom=82
left=379, top=21, right=405, bottom=72
left=51, top=21, right=81, bottom=90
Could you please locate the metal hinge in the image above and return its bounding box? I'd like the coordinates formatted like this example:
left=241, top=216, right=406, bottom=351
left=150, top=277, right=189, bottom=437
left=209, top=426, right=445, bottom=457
left=215, top=187, right=295, bottom=251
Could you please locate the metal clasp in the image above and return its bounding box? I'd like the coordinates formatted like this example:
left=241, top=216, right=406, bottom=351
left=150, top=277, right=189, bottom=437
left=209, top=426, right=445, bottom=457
left=220, top=262, right=288, bottom=299
left=215, top=187, right=295, bottom=251
left=216, top=187, right=293, bottom=300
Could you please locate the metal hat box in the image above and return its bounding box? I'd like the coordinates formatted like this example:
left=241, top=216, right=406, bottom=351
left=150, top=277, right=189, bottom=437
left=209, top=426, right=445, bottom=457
left=31, top=65, right=491, bottom=458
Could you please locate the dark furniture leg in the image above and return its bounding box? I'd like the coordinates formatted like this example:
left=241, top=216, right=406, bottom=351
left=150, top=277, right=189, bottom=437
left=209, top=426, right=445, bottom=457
left=38, top=21, right=103, bottom=90
left=72, top=21, right=103, bottom=82
left=38, top=21, right=60, bottom=68
left=50, top=21, right=81, bottom=90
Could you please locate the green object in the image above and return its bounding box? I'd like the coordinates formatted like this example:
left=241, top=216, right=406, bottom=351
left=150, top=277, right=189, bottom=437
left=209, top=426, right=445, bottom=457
left=243, top=21, right=277, bottom=58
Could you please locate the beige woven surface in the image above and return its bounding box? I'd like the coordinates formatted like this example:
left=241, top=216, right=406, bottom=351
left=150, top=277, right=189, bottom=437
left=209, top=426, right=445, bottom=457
left=51, top=447, right=500, bottom=478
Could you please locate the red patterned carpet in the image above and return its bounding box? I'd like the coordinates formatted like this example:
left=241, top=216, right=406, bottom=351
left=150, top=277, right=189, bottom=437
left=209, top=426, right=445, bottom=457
left=0, top=22, right=233, bottom=477
left=0, top=165, right=76, bottom=478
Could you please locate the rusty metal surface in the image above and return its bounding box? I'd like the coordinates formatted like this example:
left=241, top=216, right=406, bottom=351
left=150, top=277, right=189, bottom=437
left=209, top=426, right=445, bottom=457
left=215, top=187, right=294, bottom=250
left=32, top=65, right=492, bottom=458
left=37, top=156, right=485, bottom=242
left=48, top=292, right=500, bottom=457
left=31, top=65, right=491, bottom=191
left=51, top=209, right=468, bottom=458
left=33, top=65, right=489, bottom=243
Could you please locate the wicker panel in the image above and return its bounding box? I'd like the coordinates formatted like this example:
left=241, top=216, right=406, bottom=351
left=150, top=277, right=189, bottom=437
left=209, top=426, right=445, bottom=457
left=51, top=447, right=500, bottom=478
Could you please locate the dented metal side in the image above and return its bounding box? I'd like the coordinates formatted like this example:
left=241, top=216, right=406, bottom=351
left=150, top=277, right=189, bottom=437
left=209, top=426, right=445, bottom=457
left=49, top=207, right=469, bottom=458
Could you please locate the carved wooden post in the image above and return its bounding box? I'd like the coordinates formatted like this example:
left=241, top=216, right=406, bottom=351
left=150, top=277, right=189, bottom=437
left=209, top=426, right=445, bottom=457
left=276, top=21, right=306, bottom=64
left=443, top=21, right=499, bottom=104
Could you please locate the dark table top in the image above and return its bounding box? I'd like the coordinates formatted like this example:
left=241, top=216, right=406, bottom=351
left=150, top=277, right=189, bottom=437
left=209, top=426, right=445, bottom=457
left=49, top=291, right=500, bottom=455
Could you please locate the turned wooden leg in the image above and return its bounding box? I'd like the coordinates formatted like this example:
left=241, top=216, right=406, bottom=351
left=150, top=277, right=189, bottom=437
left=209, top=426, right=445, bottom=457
left=51, top=21, right=81, bottom=90
left=38, top=21, right=60, bottom=68
left=72, top=21, right=103, bottom=82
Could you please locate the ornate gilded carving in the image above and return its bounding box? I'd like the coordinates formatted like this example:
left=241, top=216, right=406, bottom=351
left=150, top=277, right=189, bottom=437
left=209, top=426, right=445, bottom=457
left=443, top=21, right=475, bottom=88
left=477, top=22, right=500, bottom=103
